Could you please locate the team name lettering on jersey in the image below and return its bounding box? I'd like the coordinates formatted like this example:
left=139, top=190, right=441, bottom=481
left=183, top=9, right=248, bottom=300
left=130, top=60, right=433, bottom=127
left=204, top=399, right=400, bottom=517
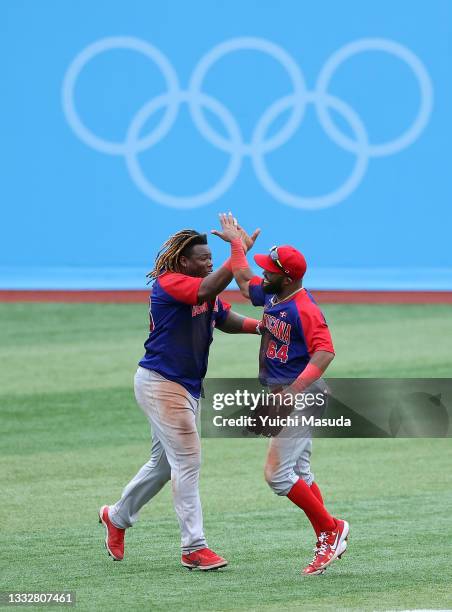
left=192, top=302, right=209, bottom=317
left=262, top=313, right=291, bottom=344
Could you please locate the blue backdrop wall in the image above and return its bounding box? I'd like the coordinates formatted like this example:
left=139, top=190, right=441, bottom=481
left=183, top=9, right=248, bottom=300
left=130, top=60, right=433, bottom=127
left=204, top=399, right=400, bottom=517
left=2, top=0, right=451, bottom=289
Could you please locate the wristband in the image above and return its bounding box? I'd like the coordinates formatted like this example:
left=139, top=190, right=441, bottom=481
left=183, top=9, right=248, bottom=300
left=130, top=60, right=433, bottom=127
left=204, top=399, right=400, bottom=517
left=242, top=317, right=262, bottom=334
left=231, top=238, right=249, bottom=271
left=290, top=363, right=324, bottom=393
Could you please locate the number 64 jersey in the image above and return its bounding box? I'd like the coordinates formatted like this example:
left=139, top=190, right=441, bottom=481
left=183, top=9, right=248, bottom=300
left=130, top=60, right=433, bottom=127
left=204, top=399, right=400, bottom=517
left=248, top=276, right=335, bottom=388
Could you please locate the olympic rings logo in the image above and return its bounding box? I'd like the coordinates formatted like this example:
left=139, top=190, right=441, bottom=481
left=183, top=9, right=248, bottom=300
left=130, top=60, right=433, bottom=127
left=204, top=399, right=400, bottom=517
left=62, top=36, right=433, bottom=210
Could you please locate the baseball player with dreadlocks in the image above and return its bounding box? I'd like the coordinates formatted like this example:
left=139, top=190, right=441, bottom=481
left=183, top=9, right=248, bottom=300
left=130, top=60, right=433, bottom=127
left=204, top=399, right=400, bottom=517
left=212, top=213, right=349, bottom=576
left=99, top=217, right=260, bottom=570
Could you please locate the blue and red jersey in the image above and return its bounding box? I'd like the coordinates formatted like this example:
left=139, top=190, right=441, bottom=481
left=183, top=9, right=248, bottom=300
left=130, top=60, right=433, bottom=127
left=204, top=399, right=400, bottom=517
left=139, top=272, right=231, bottom=398
left=248, top=276, right=334, bottom=387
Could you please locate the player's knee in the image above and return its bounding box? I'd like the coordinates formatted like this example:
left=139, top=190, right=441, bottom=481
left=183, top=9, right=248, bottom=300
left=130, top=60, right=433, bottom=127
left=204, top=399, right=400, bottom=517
left=264, top=463, right=274, bottom=486
left=264, top=463, right=291, bottom=496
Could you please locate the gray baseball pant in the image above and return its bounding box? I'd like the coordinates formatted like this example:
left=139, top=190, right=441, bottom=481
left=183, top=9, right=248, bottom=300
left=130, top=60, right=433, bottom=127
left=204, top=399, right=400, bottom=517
left=264, top=379, right=328, bottom=495
left=109, top=367, right=207, bottom=554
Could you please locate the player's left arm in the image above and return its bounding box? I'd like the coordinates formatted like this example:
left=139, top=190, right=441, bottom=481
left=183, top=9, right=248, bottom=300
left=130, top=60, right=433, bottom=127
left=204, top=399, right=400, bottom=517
left=286, top=304, right=335, bottom=394
left=307, top=350, right=335, bottom=371
left=198, top=216, right=259, bottom=303
left=211, top=213, right=257, bottom=299
left=215, top=310, right=262, bottom=334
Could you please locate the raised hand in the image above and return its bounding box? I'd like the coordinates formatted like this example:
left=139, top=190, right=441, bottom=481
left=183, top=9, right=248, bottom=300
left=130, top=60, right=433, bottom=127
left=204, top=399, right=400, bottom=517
left=237, top=223, right=260, bottom=253
left=211, top=212, right=260, bottom=253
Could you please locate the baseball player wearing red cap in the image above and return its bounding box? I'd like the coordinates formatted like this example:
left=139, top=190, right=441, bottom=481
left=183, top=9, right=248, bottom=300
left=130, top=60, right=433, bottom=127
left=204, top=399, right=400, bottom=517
left=212, top=213, right=349, bottom=576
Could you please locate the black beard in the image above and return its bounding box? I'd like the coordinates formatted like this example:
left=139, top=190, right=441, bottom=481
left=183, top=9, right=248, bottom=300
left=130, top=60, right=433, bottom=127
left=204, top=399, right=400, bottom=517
left=262, top=278, right=284, bottom=294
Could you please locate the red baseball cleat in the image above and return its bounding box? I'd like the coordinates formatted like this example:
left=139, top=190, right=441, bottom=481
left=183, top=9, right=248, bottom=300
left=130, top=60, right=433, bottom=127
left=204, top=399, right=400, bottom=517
left=313, top=539, right=348, bottom=575
left=98, top=505, right=125, bottom=561
left=302, top=519, right=349, bottom=576
left=181, top=548, right=228, bottom=570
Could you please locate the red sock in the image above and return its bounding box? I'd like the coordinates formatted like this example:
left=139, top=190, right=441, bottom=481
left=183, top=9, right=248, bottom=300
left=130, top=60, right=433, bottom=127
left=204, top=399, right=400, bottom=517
left=309, top=481, right=324, bottom=505
left=309, top=481, right=326, bottom=536
left=287, top=479, right=336, bottom=534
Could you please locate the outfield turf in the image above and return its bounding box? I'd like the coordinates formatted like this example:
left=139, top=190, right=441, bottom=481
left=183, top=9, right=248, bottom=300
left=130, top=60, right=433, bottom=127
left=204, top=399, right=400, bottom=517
left=1, top=303, right=452, bottom=611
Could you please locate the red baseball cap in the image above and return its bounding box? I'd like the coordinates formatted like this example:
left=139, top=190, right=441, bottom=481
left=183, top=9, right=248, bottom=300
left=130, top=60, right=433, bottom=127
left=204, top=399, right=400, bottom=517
left=254, top=245, right=307, bottom=280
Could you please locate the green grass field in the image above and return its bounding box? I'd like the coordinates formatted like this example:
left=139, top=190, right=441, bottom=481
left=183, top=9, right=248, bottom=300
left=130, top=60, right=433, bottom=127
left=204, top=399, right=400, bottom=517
left=1, top=303, right=452, bottom=611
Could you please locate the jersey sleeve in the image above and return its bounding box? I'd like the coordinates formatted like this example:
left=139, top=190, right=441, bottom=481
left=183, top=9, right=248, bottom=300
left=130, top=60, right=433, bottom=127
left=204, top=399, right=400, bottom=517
left=298, top=303, right=335, bottom=356
left=158, top=272, right=203, bottom=305
left=248, top=276, right=266, bottom=306
left=214, top=298, right=231, bottom=326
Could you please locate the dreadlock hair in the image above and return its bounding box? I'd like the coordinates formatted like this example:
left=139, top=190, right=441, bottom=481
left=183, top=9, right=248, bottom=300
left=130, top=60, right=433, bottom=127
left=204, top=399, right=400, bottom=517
left=146, top=229, right=208, bottom=282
